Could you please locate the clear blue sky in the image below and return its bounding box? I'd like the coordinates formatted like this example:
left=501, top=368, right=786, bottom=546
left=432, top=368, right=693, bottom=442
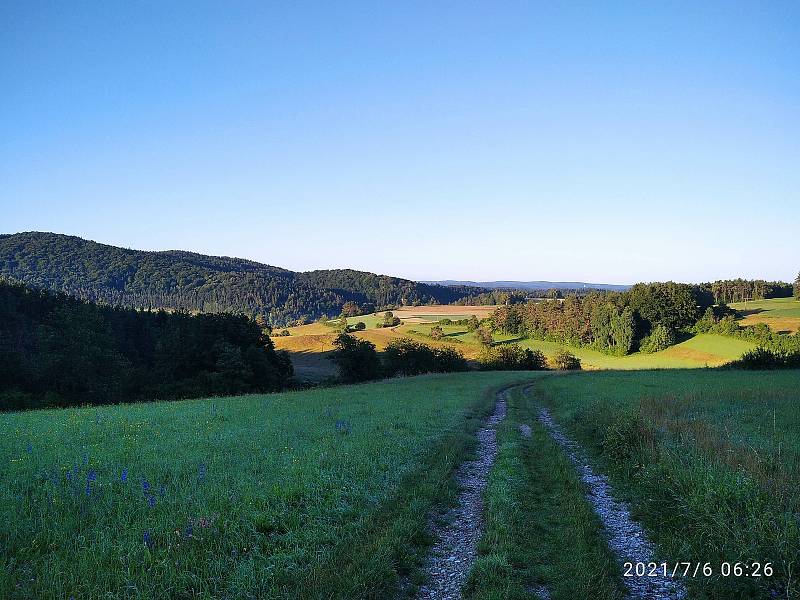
left=2, top=2, right=798, bottom=283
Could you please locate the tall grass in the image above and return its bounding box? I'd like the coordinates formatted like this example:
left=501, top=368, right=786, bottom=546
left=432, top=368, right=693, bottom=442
left=535, top=369, right=800, bottom=599
left=0, top=372, right=529, bottom=599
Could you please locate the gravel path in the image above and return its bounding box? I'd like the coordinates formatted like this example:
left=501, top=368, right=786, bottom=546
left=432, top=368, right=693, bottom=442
left=414, top=390, right=508, bottom=600
left=536, top=406, right=687, bottom=600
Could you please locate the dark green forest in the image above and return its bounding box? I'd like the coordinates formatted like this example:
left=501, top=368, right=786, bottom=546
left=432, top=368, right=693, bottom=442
left=701, top=278, right=793, bottom=303
left=0, top=232, right=480, bottom=326
left=492, top=282, right=716, bottom=356
left=0, top=279, right=293, bottom=411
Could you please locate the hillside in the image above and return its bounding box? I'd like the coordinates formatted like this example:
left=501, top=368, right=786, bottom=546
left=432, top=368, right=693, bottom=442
left=0, top=232, right=477, bottom=325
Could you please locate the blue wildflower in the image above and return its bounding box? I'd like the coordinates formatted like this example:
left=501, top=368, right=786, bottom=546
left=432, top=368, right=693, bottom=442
left=143, top=530, right=153, bottom=549
left=184, top=522, right=194, bottom=538
left=85, top=483, right=91, bottom=496
left=147, top=495, right=156, bottom=508
left=121, top=469, right=128, bottom=483
left=83, top=453, right=89, bottom=465
left=87, top=470, right=97, bottom=482
left=26, top=442, right=33, bottom=453
left=198, top=464, right=207, bottom=482
left=66, top=470, right=72, bottom=482
left=142, top=479, right=150, bottom=493
left=158, top=485, right=166, bottom=497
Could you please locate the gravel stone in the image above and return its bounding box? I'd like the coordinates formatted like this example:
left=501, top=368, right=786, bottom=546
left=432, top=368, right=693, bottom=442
left=414, top=391, right=508, bottom=600
left=536, top=406, right=687, bottom=600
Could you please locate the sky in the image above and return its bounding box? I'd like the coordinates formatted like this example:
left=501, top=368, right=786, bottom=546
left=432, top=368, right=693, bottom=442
left=1, top=1, right=798, bottom=284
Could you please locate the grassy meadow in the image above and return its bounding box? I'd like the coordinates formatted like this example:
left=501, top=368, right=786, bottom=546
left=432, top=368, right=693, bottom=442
left=273, top=306, right=758, bottom=381
left=524, top=369, right=800, bottom=599
left=0, top=372, right=533, bottom=599
left=731, top=297, right=800, bottom=333
left=467, top=385, right=624, bottom=600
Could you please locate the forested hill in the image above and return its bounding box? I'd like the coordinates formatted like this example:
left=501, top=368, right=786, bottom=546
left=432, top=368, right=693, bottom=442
left=0, top=232, right=475, bottom=325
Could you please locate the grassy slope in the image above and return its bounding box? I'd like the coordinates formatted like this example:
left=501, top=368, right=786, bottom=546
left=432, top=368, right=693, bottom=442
left=731, top=297, right=800, bottom=333
left=275, top=308, right=758, bottom=381
left=466, top=385, right=624, bottom=600
left=0, top=372, right=532, bottom=599
left=533, top=369, right=800, bottom=599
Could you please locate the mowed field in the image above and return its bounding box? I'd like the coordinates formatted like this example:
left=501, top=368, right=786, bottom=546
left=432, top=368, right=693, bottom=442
left=273, top=306, right=757, bottom=380
left=731, top=297, right=800, bottom=333
left=0, top=372, right=532, bottom=599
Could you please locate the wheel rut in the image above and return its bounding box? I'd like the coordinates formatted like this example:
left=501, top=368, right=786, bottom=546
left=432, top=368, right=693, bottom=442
left=414, top=389, right=508, bottom=600
left=534, top=400, right=687, bottom=600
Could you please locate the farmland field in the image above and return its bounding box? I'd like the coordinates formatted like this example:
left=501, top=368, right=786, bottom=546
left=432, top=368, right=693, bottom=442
left=273, top=305, right=758, bottom=380
left=0, top=372, right=532, bottom=599
left=731, top=297, right=800, bottom=333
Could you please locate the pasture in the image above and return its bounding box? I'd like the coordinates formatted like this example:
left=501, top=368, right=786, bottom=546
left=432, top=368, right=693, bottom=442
left=732, top=296, right=800, bottom=333
left=273, top=305, right=758, bottom=380
left=0, top=372, right=530, bottom=599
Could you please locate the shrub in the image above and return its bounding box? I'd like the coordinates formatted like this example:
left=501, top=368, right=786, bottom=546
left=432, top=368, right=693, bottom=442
left=383, top=338, right=467, bottom=376
left=353, top=321, right=366, bottom=331
left=330, top=333, right=382, bottom=382
left=729, top=347, right=800, bottom=370
left=550, top=349, right=581, bottom=370
left=429, top=325, right=444, bottom=340
left=474, top=326, right=494, bottom=346
left=479, top=344, right=546, bottom=371
left=639, top=324, right=676, bottom=353
left=382, top=311, right=401, bottom=328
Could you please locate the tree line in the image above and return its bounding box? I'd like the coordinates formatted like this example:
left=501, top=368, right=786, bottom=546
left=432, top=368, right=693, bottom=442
left=0, top=279, right=293, bottom=411
left=491, top=282, right=714, bottom=356
left=700, top=279, right=793, bottom=303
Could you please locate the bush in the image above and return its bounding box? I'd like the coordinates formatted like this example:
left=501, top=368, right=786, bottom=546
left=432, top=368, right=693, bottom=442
left=729, top=347, right=800, bottom=370
left=353, top=321, right=366, bottom=331
left=474, top=326, right=494, bottom=346
left=639, top=324, right=676, bottom=353
left=330, top=333, right=382, bottom=382
left=383, top=338, right=467, bottom=377
left=550, top=349, right=581, bottom=370
left=429, top=325, right=444, bottom=340
left=479, top=344, right=547, bottom=371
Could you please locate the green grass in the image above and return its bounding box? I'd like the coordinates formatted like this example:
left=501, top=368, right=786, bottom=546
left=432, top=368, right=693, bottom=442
left=402, top=314, right=474, bottom=322
left=0, top=372, right=532, bottom=599
left=466, top=385, right=624, bottom=600
left=730, top=297, right=800, bottom=318
left=517, top=333, right=755, bottom=369
left=533, top=369, right=800, bottom=599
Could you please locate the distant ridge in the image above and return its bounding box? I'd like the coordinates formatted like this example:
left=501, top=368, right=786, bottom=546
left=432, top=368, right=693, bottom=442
left=0, top=232, right=484, bottom=326
left=423, top=280, right=631, bottom=292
